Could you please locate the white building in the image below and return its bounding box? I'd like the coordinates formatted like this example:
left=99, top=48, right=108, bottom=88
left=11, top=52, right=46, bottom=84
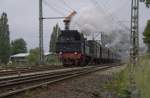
left=10, top=52, right=55, bottom=63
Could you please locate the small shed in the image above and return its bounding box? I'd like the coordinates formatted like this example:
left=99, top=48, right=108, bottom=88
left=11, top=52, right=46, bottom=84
left=10, top=53, right=29, bottom=63
left=10, top=52, right=56, bottom=63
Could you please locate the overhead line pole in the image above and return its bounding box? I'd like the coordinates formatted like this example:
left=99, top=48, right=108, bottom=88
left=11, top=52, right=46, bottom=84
left=130, top=0, right=139, bottom=66
left=130, top=0, right=139, bottom=75
left=39, top=0, right=75, bottom=64
left=130, top=0, right=140, bottom=97
left=39, top=0, right=64, bottom=65
left=39, top=0, right=44, bottom=64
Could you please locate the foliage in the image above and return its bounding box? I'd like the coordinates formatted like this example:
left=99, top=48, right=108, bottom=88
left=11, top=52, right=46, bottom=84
left=11, top=38, right=27, bottom=55
left=103, top=68, right=130, bottom=98
left=141, top=0, right=150, bottom=7
left=49, top=24, right=61, bottom=52
left=143, top=20, right=150, bottom=52
left=134, top=55, right=150, bottom=98
left=47, top=54, right=61, bottom=65
left=106, top=55, right=150, bottom=98
left=145, top=0, right=150, bottom=8
left=27, top=48, right=40, bottom=65
left=0, top=12, right=10, bottom=64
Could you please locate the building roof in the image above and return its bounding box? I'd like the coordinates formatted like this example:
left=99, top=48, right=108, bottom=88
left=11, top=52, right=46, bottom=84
left=44, top=52, right=56, bottom=56
left=10, top=53, right=29, bottom=58
left=44, top=52, right=50, bottom=56
left=10, top=52, right=55, bottom=58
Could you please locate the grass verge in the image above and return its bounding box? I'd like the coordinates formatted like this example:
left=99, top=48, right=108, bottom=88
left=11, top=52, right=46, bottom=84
left=103, top=54, right=150, bottom=98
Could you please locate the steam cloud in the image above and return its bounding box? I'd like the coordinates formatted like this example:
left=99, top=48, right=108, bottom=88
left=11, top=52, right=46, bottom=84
left=70, top=5, right=130, bottom=49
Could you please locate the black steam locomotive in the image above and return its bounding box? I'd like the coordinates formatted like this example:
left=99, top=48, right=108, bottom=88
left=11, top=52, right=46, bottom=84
left=56, top=30, right=121, bottom=67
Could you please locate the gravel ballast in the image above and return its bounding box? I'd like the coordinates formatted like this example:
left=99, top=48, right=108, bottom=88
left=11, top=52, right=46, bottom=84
left=12, top=66, right=125, bottom=98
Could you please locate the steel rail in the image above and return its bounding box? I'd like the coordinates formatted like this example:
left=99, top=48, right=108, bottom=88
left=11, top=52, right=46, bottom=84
left=0, top=66, right=94, bottom=81
left=0, top=67, right=94, bottom=87
left=0, top=67, right=65, bottom=77
left=0, top=66, right=64, bottom=76
left=0, top=65, right=114, bottom=98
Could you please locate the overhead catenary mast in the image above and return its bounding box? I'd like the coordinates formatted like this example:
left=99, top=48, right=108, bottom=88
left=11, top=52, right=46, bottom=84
left=130, top=0, right=139, bottom=67
left=39, top=0, right=44, bottom=64
left=39, top=0, right=76, bottom=64
left=130, top=0, right=140, bottom=97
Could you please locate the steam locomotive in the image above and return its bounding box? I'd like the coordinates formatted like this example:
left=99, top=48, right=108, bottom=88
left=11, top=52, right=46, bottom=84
left=56, top=30, right=121, bottom=67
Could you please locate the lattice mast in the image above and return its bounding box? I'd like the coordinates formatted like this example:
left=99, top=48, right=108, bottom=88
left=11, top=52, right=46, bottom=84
left=130, top=0, right=139, bottom=66
left=130, top=0, right=140, bottom=97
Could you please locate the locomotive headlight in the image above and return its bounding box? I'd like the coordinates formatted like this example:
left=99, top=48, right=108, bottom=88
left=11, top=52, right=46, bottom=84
left=74, top=52, right=78, bottom=55
left=59, top=52, right=63, bottom=55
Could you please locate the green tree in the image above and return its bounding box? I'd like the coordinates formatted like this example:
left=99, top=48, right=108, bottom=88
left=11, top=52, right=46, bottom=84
left=0, top=12, right=10, bottom=64
left=145, top=0, right=150, bottom=8
left=11, top=38, right=27, bottom=55
left=143, top=20, right=150, bottom=53
left=141, top=0, right=150, bottom=7
left=49, top=24, right=61, bottom=52
left=27, top=48, right=40, bottom=65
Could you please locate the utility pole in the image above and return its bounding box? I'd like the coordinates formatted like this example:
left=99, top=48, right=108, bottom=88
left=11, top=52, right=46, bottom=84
left=130, top=0, right=140, bottom=97
left=39, top=0, right=44, bottom=64
left=130, top=0, right=139, bottom=67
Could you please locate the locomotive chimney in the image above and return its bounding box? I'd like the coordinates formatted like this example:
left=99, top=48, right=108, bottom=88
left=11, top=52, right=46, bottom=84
left=63, top=19, right=70, bottom=30
left=63, top=11, right=77, bottom=30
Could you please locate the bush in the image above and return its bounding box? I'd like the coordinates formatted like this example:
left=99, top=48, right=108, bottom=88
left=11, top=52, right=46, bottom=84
left=103, top=68, right=130, bottom=98
left=47, top=54, right=61, bottom=65
left=27, top=48, right=40, bottom=65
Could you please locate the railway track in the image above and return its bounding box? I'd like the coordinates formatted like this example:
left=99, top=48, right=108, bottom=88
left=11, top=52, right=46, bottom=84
left=0, top=66, right=64, bottom=76
left=0, top=64, right=118, bottom=98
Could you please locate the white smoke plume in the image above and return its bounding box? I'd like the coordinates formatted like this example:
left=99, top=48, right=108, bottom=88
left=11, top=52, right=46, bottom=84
left=70, top=5, right=130, bottom=50
left=71, top=5, right=114, bottom=35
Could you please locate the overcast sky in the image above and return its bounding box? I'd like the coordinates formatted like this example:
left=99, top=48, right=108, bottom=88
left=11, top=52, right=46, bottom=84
left=0, top=0, right=150, bottom=52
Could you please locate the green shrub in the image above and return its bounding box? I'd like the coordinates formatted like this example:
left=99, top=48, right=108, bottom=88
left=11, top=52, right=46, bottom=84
left=27, top=48, right=40, bottom=65
left=103, top=67, right=130, bottom=98
left=47, top=54, right=61, bottom=65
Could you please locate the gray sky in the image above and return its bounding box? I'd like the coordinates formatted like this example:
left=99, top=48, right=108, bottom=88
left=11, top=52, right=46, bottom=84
left=0, top=0, right=150, bottom=52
